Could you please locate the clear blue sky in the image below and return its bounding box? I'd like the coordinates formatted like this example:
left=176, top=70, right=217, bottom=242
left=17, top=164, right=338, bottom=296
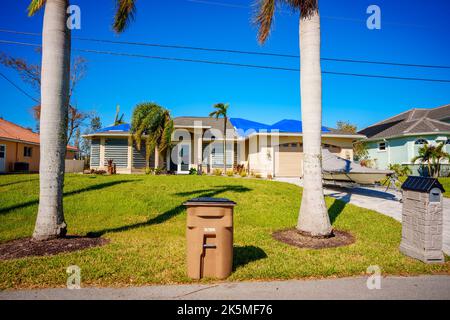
left=0, top=0, right=449, bottom=131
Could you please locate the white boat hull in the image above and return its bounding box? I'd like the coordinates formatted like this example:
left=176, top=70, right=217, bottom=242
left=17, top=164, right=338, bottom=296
left=323, top=172, right=389, bottom=185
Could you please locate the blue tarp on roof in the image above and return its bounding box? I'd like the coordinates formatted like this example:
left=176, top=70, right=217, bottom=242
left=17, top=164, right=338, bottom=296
left=95, top=123, right=131, bottom=133
left=230, top=118, right=331, bottom=137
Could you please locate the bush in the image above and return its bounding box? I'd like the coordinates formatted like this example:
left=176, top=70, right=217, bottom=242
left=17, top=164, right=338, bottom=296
left=189, top=168, right=197, bottom=175
left=388, top=164, right=412, bottom=177
left=255, top=173, right=262, bottom=179
left=213, top=168, right=223, bottom=176
left=226, top=170, right=234, bottom=177
left=154, top=167, right=165, bottom=175
left=239, top=171, right=247, bottom=178
left=145, top=167, right=154, bottom=175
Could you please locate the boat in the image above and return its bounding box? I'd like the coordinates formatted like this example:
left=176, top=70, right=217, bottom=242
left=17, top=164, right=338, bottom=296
left=321, top=149, right=394, bottom=185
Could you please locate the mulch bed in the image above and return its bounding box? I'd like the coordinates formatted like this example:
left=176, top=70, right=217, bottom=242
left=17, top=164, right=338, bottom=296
left=0, top=236, right=110, bottom=261
left=273, top=228, right=354, bottom=249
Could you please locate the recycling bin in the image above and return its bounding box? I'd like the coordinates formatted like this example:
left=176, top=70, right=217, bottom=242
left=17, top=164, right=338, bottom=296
left=184, top=197, right=236, bottom=279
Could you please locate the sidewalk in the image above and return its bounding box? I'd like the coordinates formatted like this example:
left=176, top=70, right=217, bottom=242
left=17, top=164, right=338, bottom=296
left=1, top=276, right=449, bottom=300
left=275, top=178, right=450, bottom=255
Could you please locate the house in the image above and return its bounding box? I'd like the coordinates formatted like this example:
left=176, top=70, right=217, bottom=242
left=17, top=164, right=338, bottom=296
left=359, top=104, right=450, bottom=175
left=84, top=116, right=364, bottom=177
left=0, top=118, right=78, bottom=173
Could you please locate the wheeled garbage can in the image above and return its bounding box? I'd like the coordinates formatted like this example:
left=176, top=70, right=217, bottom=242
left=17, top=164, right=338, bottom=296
left=184, top=197, right=236, bottom=279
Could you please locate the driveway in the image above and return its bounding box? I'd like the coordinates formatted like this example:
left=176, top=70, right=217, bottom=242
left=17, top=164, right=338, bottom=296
left=275, top=177, right=450, bottom=255
left=1, top=276, right=449, bottom=300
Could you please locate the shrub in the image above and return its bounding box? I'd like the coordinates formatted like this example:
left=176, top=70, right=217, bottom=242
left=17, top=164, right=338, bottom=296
left=154, top=167, right=165, bottom=175
left=255, top=173, right=262, bottom=179
left=239, top=171, right=247, bottom=178
left=213, top=168, right=223, bottom=176
left=145, top=167, right=154, bottom=175
left=388, top=164, right=412, bottom=177
left=226, top=170, right=234, bottom=177
left=189, top=168, right=197, bottom=175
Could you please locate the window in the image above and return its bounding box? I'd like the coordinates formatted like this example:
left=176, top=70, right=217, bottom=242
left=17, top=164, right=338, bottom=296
left=415, top=139, right=428, bottom=145
left=24, top=146, right=32, bottom=157
left=378, top=142, right=386, bottom=151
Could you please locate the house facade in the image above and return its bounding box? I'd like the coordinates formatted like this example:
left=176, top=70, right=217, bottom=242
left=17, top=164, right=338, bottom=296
left=0, top=118, right=78, bottom=173
left=84, top=116, right=364, bottom=177
left=359, top=104, right=450, bottom=175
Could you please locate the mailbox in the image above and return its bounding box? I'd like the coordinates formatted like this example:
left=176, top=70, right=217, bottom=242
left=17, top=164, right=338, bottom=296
left=399, top=176, right=445, bottom=263
left=184, top=197, right=236, bottom=279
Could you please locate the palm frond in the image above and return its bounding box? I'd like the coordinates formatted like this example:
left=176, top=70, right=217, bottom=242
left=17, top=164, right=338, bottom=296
left=113, top=0, right=137, bottom=33
left=254, top=0, right=276, bottom=44
left=28, top=0, right=46, bottom=16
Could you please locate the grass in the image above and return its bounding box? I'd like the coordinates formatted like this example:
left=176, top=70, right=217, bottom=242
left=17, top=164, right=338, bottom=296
left=0, top=174, right=449, bottom=289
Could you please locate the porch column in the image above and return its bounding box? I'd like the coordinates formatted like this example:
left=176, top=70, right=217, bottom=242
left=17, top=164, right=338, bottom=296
left=154, top=146, right=160, bottom=168
left=127, top=136, right=132, bottom=170
left=99, top=137, right=105, bottom=169
left=194, top=121, right=203, bottom=169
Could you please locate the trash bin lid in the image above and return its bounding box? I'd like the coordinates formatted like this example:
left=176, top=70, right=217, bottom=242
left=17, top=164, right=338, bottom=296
left=183, top=197, right=236, bottom=206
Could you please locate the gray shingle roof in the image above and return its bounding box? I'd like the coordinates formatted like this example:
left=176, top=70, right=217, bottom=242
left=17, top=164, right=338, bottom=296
left=173, top=117, right=235, bottom=133
left=359, top=104, right=450, bottom=139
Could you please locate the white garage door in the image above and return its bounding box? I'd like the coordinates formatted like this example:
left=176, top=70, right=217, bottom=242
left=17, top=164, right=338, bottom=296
left=275, top=143, right=303, bottom=177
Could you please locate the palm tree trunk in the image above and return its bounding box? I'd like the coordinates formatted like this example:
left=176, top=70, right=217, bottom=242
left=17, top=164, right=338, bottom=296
left=223, top=117, right=227, bottom=174
left=33, top=0, right=71, bottom=240
left=296, top=8, right=332, bottom=237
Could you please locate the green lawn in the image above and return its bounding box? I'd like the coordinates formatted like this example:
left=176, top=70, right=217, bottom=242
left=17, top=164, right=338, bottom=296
left=0, top=174, right=448, bottom=289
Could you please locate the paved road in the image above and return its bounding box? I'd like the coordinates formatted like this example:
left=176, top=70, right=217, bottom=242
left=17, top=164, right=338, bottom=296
left=1, top=276, right=449, bottom=300
left=275, top=178, right=450, bottom=255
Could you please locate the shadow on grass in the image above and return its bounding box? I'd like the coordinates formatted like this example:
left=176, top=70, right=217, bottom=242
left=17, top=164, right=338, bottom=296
left=88, top=184, right=252, bottom=237
left=233, top=245, right=267, bottom=270
left=0, top=177, right=39, bottom=188
left=0, top=180, right=136, bottom=215
left=328, top=198, right=348, bottom=225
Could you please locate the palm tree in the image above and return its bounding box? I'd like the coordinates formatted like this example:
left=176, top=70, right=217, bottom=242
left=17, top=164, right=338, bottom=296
left=114, top=104, right=126, bottom=125
left=412, top=144, right=434, bottom=177
left=28, top=0, right=71, bottom=240
left=255, top=0, right=332, bottom=236
left=209, top=103, right=230, bottom=174
left=431, top=143, right=449, bottom=178
left=131, top=103, right=174, bottom=170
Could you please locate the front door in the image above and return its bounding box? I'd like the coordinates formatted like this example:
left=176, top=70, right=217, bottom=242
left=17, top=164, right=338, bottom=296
left=177, top=143, right=190, bottom=174
left=0, top=144, right=6, bottom=173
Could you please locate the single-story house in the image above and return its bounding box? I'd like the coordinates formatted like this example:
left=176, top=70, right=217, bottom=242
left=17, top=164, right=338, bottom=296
left=83, top=117, right=364, bottom=177
left=0, top=118, right=78, bottom=173
left=359, top=104, right=450, bottom=175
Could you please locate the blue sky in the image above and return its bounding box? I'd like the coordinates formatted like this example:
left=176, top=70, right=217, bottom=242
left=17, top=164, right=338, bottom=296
left=0, top=0, right=449, bottom=131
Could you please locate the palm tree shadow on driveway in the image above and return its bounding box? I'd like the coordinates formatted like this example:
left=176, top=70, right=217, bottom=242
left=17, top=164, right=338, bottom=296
left=87, top=185, right=252, bottom=237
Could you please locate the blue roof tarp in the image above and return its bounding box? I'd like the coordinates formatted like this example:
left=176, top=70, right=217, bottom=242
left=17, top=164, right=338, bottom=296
left=95, top=123, right=131, bottom=133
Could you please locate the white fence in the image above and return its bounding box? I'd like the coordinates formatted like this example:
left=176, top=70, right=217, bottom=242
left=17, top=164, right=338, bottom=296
left=65, top=160, right=84, bottom=173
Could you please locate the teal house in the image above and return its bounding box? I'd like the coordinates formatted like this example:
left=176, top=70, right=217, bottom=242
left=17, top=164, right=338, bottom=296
left=359, top=104, right=450, bottom=176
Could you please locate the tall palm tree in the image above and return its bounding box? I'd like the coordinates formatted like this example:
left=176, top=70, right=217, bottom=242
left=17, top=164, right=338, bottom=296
left=114, top=104, right=126, bottom=125
left=255, top=0, right=332, bottom=236
left=28, top=0, right=71, bottom=240
left=209, top=103, right=230, bottom=174
left=430, top=143, right=449, bottom=178
left=131, top=103, right=174, bottom=170
left=412, top=144, right=434, bottom=177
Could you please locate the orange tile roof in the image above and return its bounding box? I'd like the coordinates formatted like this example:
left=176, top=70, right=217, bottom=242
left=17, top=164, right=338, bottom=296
left=0, top=118, right=78, bottom=151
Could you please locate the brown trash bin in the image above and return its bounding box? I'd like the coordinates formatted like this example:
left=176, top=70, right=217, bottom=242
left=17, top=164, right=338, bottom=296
left=184, top=197, right=236, bottom=279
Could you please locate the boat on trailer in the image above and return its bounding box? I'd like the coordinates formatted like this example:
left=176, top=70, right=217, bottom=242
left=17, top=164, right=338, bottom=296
left=321, top=149, right=394, bottom=186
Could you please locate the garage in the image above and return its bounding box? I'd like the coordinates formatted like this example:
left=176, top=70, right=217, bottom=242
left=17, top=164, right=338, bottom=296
left=275, top=142, right=303, bottom=177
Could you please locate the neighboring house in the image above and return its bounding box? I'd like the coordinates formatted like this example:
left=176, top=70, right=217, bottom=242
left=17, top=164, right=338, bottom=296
left=0, top=118, right=78, bottom=173
left=359, top=104, right=450, bottom=175
left=83, top=116, right=363, bottom=177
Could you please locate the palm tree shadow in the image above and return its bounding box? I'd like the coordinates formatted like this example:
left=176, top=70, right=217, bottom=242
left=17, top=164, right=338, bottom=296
left=233, top=245, right=267, bottom=270
left=88, top=184, right=252, bottom=237
left=0, top=180, right=136, bottom=216
left=328, top=198, right=348, bottom=225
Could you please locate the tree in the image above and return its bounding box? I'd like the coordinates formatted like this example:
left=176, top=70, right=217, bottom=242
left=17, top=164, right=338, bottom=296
left=1, top=53, right=88, bottom=145
left=81, top=115, right=102, bottom=157
left=114, top=104, right=126, bottom=125
left=412, top=144, right=434, bottom=177
left=336, top=120, right=357, bottom=134
left=431, top=142, right=449, bottom=178
left=28, top=0, right=71, bottom=240
left=255, top=0, right=332, bottom=236
left=131, top=103, right=174, bottom=170
left=209, top=103, right=230, bottom=174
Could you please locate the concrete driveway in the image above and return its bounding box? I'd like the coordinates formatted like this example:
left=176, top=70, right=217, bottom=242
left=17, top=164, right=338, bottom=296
left=275, top=177, right=450, bottom=255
